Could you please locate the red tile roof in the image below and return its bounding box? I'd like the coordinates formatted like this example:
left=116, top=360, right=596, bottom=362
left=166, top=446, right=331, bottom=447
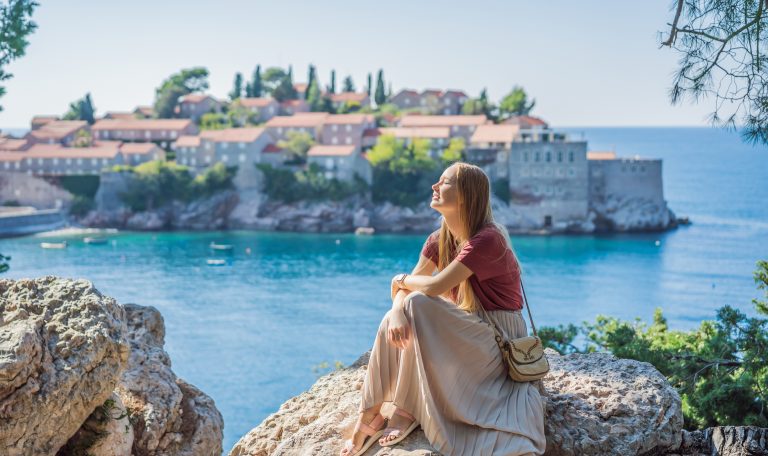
left=470, top=125, right=520, bottom=144
left=200, top=127, right=266, bottom=143
left=263, top=143, right=283, bottom=153
left=265, top=113, right=328, bottom=128
left=240, top=97, right=278, bottom=108
left=380, top=127, right=451, bottom=139
left=421, top=89, right=442, bottom=97
left=173, top=135, right=201, bottom=147
left=293, top=83, right=308, bottom=93
left=399, top=115, right=488, bottom=127
left=103, top=112, right=136, bottom=120
left=180, top=93, right=214, bottom=104
left=323, top=114, right=374, bottom=125
left=443, top=90, right=468, bottom=98
left=27, top=121, right=88, bottom=140
left=363, top=128, right=381, bottom=138
left=307, top=145, right=357, bottom=157
left=395, top=89, right=419, bottom=97
left=587, top=151, right=617, bottom=161
left=503, top=115, right=548, bottom=128
left=120, top=143, right=161, bottom=155
left=0, top=138, right=30, bottom=151
left=23, top=142, right=122, bottom=159
left=92, top=119, right=193, bottom=131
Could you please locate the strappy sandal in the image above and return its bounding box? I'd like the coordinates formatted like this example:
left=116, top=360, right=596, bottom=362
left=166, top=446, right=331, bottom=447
left=340, top=413, right=387, bottom=456
left=378, top=408, right=419, bottom=447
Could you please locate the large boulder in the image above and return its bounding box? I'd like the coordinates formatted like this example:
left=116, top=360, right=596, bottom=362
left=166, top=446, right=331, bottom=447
left=674, top=426, right=768, bottom=455
left=116, top=303, right=224, bottom=456
left=229, top=349, right=684, bottom=455
left=0, top=277, right=129, bottom=455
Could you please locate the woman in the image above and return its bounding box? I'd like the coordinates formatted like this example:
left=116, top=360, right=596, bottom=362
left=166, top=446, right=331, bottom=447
left=340, top=162, right=546, bottom=456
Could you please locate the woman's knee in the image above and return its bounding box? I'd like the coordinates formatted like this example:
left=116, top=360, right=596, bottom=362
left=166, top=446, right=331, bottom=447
left=402, top=290, right=434, bottom=316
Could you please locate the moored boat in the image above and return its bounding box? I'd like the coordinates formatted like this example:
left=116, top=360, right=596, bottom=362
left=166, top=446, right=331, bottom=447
left=40, top=241, right=68, bottom=249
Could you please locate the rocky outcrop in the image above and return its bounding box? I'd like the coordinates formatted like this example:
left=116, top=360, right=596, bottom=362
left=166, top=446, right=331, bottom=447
left=673, top=426, right=768, bottom=455
left=229, top=348, right=684, bottom=456
left=0, top=277, right=129, bottom=455
left=0, top=277, right=223, bottom=456
left=591, top=195, right=677, bottom=232
left=116, top=303, right=224, bottom=456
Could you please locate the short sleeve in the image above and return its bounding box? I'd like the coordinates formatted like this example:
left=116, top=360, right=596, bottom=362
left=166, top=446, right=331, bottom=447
left=420, top=230, right=439, bottom=265
left=456, top=228, right=506, bottom=281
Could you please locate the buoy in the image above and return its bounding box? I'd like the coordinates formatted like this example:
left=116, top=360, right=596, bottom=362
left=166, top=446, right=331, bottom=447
left=245, top=247, right=252, bottom=255
left=335, top=239, right=341, bottom=245
left=655, top=240, right=661, bottom=246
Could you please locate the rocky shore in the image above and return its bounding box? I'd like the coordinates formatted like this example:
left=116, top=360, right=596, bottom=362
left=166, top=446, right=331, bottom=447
left=78, top=184, right=681, bottom=234
left=0, top=277, right=223, bottom=455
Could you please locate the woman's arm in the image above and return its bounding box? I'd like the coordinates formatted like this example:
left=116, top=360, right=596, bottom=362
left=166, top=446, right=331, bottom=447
left=398, top=258, right=473, bottom=297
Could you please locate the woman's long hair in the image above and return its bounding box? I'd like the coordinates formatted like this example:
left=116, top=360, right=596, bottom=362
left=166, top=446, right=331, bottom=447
left=436, top=162, right=517, bottom=312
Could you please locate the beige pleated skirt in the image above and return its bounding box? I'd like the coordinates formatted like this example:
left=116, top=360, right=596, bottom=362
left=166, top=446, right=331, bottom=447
left=361, top=291, right=546, bottom=456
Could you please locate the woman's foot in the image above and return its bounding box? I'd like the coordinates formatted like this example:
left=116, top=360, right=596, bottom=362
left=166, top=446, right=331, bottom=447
left=339, top=408, right=387, bottom=456
left=379, top=407, right=418, bottom=446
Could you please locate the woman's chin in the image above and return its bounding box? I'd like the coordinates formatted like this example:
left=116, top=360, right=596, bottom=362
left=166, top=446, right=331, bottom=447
left=430, top=200, right=442, bottom=212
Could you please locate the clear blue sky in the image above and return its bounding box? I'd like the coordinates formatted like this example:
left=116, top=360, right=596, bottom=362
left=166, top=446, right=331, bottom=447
left=0, top=0, right=715, bottom=128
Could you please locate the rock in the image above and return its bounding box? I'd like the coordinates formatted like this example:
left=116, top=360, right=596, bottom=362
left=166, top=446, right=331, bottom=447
left=58, top=392, right=134, bottom=456
left=175, top=190, right=239, bottom=230
left=126, top=210, right=168, bottom=230
left=116, top=303, right=224, bottom=456
left=674, top=426, right=768, bottom=455
left=0, top=277, right=129, bottom=456
left=229, top=188, right=268, bottom=228
left=542, top=348, right=682, bottom=455
left=371, top=202, right=440, bottom=233
left=230, top=349, right=683, bottom=455
left=591, top=195, right=675, bottom=232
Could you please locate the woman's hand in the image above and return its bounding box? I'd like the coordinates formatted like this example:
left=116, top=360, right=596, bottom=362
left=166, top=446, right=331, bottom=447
left=386, top=308, right=411, bottom=350
left=390, top=274, right=404, bottom=300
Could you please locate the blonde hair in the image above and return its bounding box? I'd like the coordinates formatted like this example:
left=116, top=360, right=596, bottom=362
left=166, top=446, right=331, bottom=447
left=436, top=162, right=517, bottom=312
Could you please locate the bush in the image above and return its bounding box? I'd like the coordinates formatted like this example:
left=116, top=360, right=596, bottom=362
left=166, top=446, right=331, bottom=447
left=116, top=160, right=235, bottom=211
left=492, top=178, right=510, bottom=202
left=257, top=163, right=366, bottom=203
left=59, top=175, right=100, bottom=198
left=69, top=195, right=94, bottom=216
left=539, top=260, right=768, bottom=429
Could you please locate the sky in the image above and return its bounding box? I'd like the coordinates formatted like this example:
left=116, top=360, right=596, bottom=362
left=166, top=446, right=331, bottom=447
left=0, top=0, right=719, bottom=129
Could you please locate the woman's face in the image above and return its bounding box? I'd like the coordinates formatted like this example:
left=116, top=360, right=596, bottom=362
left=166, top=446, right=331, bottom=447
left=430, top=165, right=460, bottom=214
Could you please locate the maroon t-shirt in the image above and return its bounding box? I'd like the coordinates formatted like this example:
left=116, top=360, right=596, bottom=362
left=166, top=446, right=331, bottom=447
left=420, top=225, right=523, bottom=311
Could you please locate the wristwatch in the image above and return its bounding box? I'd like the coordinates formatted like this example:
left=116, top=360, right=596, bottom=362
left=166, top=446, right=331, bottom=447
left=395, top=273, right=408, bottom=288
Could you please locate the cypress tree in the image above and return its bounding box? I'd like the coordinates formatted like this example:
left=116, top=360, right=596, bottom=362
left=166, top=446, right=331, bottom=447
left=328, top=69, right=336, bottom=94
left=229, top=72, right=243, bottom=100
left=374, top=69, right=386, bottom=106
left=307, top=65, right=316, bottom=97
left=366, top=73, right=372, bottom=97
left=252, top=65, right=262, bottom=97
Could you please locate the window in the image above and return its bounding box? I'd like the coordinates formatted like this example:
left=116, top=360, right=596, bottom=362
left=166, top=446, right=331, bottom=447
left=191, top=158, right=197, bottom=166
left=640, top=166, right=646, bottom=172
left=277, top=127, right=283, bottom=134
left=102, top=159, right=108, bottom=165
left=222, top=154, right=229, bottom=162
left=345, top=125, right=351, bottom=132
left=332, top=125, right=338, bottom=132
left=239, top=153, right=246, bottom=163
left=38, top=158, right=43, bottom=165
left=521, top=167, right=530, bottom=177
left=205, top=156, right=211, bottom=163
left=325, top=171, right=334, bottom=179
left=91, top=158, right=98, bottom=165
left=53, top=158, right=59, bottom=165
left=325, top=158, right=333, bottom=169
left=3, top=162, right=8, bottom=169
left=569, top=151, right=574, bottom=162
left=239, top=142, right=245, bottom=149
left=345, top=137, right=352, bottom=145
left=568, top=167, right=576, bottom=177
left=180, top=158, right=187, bottom=165
left=535, top=152, right=540, bottom=162
left=66, top=158, right=72, bottom=165
left=557, top=151, right=563, bottom=162
left=546, top=152, right=551, bottom=162
left=404, top=99, right=410, bottom=105
left=452, top=126, right=458, bottom=132
left=523, top=152, right=529, bottom=162
left=221, top=142, right=228, bottom=149
left=170, top=131, right=177, bottom=139
left=332, top=137, right=339, bottom=145
left=145, top=131, right=151, bottom=139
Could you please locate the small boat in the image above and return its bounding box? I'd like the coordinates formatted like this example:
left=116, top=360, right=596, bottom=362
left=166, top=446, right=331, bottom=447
left=84, top=236, right=108, bottom=245
left=355, top=227, right=375, bottom=236
left=206, top=259, right=227, bottom=266
left=209, top=242, right=234, bottom=251
left=41, top=241, right=68, bottom=249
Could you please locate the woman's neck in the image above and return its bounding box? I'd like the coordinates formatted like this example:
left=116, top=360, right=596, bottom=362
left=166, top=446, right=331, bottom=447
left=443, top=212, right=467, bottom=242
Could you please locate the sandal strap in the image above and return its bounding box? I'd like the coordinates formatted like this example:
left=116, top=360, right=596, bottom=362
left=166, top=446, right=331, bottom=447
left=358, top=413, right=385, bottom=436
left=393, top=408, right=415, bottom=421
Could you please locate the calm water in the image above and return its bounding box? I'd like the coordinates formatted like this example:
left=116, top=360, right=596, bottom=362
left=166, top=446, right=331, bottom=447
left=1, top=127, right=766, bottom=452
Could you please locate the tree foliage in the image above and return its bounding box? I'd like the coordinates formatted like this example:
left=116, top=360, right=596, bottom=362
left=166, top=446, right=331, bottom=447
left=661, top=0, right=768, bottom=144
left=327, top=69, right=336, bottom=94
left=374, top=69, right=387, bottom=106
left=256, top=163, right=366, bottom=202
left=63, top=93, right=96, bottom=124
left=0, top=0, right=37, bottom=111
left=229, top=72, right=243, bottom=101
left=115, top=161, right=236, bottom=211
left=277, top=130, right=315, bottom=163
left=499, top=86, right=535, bottom=118
left=539, top=260, right=768, bottom=429
left=342, top=75, right=355, bottom=92
left=248, top=65, right=262, bottom=97
left=153, top=67, right=209, bottom=118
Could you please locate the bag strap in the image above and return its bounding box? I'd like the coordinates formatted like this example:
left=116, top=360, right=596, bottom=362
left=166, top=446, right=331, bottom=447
left=477, top=274, right=538, bottom=338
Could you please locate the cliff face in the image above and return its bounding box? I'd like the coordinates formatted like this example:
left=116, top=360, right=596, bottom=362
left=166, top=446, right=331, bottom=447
left=0, top=277, right=223, bottom=456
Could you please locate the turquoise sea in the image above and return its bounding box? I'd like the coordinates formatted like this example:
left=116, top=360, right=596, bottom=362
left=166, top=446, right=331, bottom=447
left=1, top=127, right=766, bottom=452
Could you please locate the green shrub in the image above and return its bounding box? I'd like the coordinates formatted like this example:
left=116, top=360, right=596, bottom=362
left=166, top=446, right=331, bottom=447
left=539, top=260, right=768, bottom=429
left=59, top=175, right=100, bottom=198
left=257, top=163, right=366, bottom=203
left=492, top=178, right=510, bottom=202
left=69, top=195, right=94, bottom=216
